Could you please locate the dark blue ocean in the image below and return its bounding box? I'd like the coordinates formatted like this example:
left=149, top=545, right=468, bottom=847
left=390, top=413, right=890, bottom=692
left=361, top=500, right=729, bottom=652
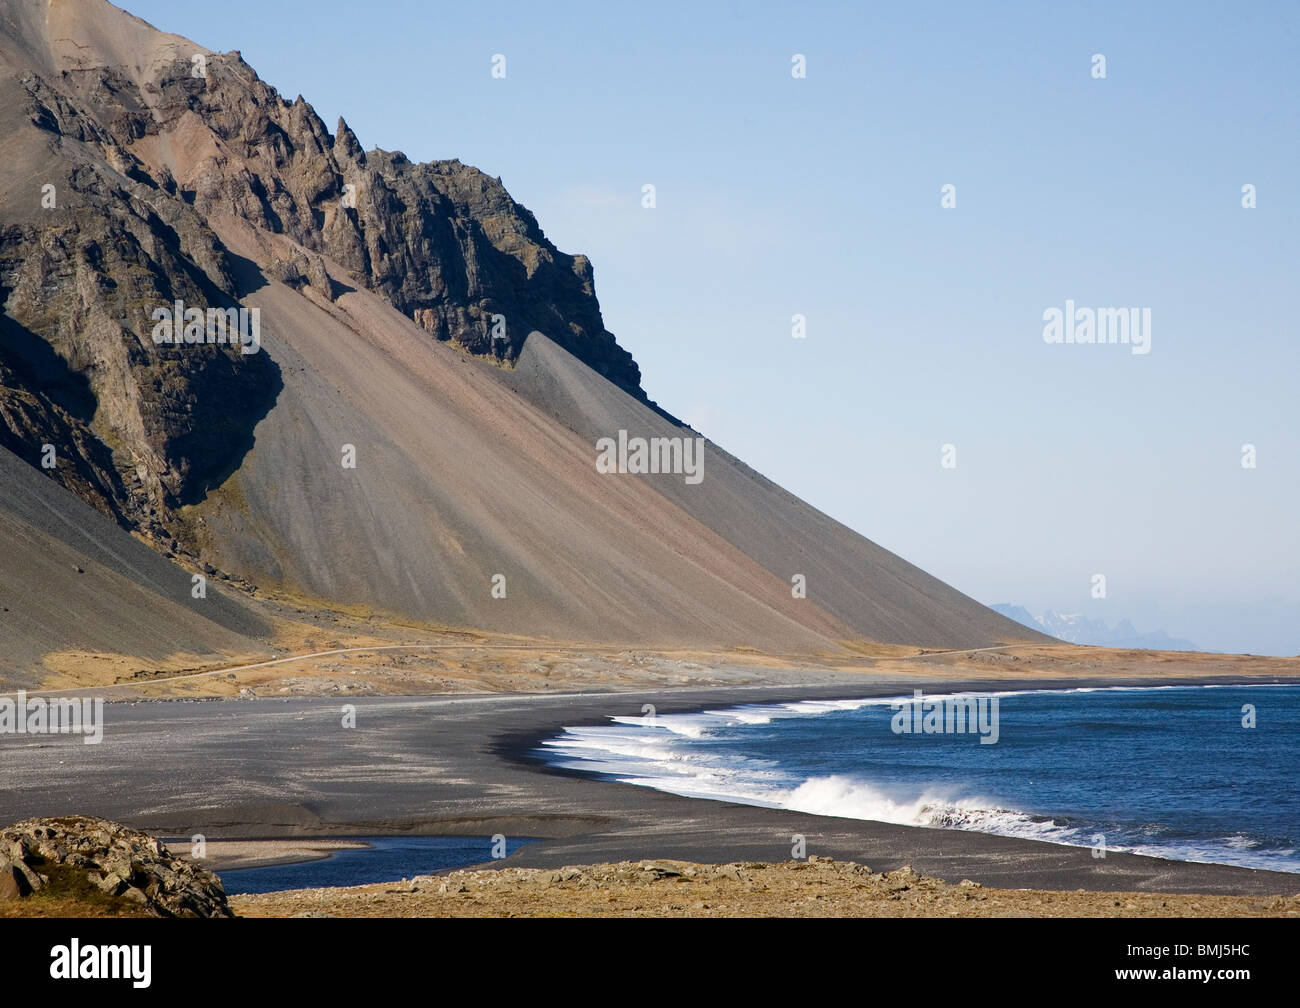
left=539, top=684, right=1300, bottom=873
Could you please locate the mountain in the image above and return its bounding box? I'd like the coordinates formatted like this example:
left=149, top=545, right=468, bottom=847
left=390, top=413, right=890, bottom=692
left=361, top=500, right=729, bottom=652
left=990, top=605, right=1199, bottom=652
left=0, top=442, right=267, bottom=682
left=0, top=0, right=1046, bottom=682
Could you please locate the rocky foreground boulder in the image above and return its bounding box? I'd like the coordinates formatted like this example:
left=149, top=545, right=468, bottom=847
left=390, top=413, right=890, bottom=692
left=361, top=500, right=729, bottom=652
left=0, top=816, right=232, bottom=918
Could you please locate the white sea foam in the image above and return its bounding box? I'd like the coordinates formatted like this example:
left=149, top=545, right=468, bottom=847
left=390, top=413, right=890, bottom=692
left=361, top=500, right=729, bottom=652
left=539, top=683, right=1300, bottom=873
left=779, top=775, right=1066, bottom=837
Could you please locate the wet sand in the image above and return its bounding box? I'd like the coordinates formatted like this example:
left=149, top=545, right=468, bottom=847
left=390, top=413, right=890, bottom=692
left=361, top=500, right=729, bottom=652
left=176, top=838, right=372, bottom=871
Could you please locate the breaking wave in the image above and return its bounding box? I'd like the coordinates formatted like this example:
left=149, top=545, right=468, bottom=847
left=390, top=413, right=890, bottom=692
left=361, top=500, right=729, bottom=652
left=538, top=684, right=1300, bottom=873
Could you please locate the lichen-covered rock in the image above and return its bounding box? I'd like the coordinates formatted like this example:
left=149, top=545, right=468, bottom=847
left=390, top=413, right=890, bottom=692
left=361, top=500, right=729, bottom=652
left=0, top=816, right=233, bottom=918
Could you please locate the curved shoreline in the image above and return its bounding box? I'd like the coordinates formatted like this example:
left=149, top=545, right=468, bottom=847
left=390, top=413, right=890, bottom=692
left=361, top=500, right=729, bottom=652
left=4, top=673, right=1299, bottom=897
left=525, top=680, right=1300, bottom=876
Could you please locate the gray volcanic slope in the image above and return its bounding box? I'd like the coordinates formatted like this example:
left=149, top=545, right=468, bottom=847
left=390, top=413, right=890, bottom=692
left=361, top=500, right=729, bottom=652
left=0, top=0, right=1047, bottom=666
left=187, top=220, right=860, bottom=653
left=0, top=445, right=268, bottom=683
left=502, top=337, right=1039, bottom=650
left=193, top=219, right=1040, bottom=651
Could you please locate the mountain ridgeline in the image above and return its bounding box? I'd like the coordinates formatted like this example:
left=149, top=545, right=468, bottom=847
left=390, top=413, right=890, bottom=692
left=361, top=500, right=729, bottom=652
left=0, top=0, right=1044, bottom=677
left=1, top=2, right=639, bottom=540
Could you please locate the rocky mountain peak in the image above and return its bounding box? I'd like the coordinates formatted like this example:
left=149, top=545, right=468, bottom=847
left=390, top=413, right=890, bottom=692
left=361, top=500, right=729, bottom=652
left=0, top=1, right=643, bottom=543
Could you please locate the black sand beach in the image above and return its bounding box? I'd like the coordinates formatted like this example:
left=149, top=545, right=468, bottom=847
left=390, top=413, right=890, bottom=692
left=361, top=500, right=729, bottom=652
left=3, top=675, right=1298, bottom=897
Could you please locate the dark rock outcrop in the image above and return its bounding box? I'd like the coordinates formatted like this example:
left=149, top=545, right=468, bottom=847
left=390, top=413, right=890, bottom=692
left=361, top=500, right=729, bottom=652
left=2, top=59, right=283, bottom=546
left=1, top=25, right=642, bottom=548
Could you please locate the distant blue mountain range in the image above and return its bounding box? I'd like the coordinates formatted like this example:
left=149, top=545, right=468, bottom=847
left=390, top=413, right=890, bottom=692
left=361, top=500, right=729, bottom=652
left=991, top=605, right=1199, bottom=652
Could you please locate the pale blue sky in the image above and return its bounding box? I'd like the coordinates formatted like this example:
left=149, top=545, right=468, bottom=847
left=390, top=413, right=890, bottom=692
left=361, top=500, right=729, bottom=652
left=126, top=0, right=1299, bottom=654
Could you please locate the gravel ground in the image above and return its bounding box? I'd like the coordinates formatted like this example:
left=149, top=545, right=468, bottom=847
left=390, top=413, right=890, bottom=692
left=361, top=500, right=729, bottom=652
left=231, top=859, right=1300, bottom=918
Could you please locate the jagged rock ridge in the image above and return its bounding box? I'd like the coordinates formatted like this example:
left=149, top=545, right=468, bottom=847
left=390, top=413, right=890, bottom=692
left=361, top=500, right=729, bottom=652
left=0, top=0, right=1045, bottom=659
left=1, top=8, right=640, bottom=543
